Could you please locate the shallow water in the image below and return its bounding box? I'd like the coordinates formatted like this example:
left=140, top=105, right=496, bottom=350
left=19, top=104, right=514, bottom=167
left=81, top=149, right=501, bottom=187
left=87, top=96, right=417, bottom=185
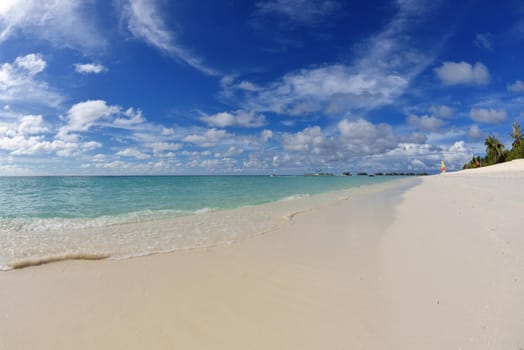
left=0, top=175, right=400, bottom=270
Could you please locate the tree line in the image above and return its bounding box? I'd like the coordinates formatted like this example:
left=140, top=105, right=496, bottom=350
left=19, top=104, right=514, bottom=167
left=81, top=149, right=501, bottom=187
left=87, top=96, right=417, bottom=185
left=463, top=122, right=524, bottom=169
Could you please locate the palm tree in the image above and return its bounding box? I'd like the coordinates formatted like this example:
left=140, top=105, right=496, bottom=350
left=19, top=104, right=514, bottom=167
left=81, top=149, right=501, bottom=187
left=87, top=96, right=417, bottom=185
left=484, top=135, right=505, bottom=164
left=509, top=122, right=524, bottom=150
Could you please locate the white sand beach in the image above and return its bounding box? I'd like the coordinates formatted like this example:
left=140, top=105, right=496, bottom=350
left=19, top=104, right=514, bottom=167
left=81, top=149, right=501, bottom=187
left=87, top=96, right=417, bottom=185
left=1, top=160, right=523, bottom=349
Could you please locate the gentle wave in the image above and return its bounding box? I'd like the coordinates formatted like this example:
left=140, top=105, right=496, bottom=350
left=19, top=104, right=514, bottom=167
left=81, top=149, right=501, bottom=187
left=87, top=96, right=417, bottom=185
left=278, top=193, right=310, bottom=202
left=0, top=207, right=218, bottom=233
left=0, top=177, right=404, bottom=271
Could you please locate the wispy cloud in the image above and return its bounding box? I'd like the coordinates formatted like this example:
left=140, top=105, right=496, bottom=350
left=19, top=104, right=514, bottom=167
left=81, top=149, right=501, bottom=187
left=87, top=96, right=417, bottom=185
left=474, top=32, right=495, bottom=50
left=255, top=0, right=341, bottom=24
left=226, top=0, right=439, bottom=116
left=118, top=0, right=219, bottom=76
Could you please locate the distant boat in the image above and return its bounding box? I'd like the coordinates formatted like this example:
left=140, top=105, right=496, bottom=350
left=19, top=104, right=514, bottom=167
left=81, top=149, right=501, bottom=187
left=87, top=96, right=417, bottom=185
left=342, top=171, right=352, bottom=176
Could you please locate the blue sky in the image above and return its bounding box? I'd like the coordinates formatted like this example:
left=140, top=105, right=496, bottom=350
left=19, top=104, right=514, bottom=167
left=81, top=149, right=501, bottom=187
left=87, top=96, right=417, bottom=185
left=1, top=0, right=523, bottom=175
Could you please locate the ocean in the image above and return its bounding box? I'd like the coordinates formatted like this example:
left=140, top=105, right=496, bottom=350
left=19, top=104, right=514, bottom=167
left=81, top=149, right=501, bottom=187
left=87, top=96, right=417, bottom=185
left=0, top=175, right=398, bottom=270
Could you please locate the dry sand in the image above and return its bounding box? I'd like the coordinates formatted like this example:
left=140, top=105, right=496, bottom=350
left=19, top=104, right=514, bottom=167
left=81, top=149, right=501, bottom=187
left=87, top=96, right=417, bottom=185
left=1, top=161, right=523, bottom=349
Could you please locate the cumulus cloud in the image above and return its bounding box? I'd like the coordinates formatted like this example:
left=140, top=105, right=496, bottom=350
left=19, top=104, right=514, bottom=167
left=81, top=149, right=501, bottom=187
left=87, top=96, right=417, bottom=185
left=337, top=118, right=398, bottom=155
left=279, top=118, right=399, bottom=163
left=282, top=126, right=325, bottom=152
left=255, top=0, right=341, bottom=24
left=113, top=107, right=145, bottom=127
left=182, top=128, right=232, bottom=147
left=375, top=141, right=473, bottom=172
left=146, top=142, right=181, bottom=157
left=0, top=0, right=103, bottom=51
left=507, top=80, right=524, bottom=93
left=17, top=115, right=48, bottom=135
left=467, top=124, right=484, bottom=139
left=14, top=54, right=47, bottom=74
left=201, top=110, right=266, bottom=128
left=406, top=114, right=445, bottom=131
left=0, top=117, right=97, bottom=157
left=56, top=100, right=157, bottom=142
left=428, top=105, right=453, bottom=118
left=118, top=0, right=217, bottom=75
left=116, top=148, right=150, bottom=159
left=469, top=108, right=507, bottom=124
left=0, top=53, right=62, bottom=106
left=260, top=129, right=273, bottom=142
left=57, top=100, right=120, bottom=140
left=214, top=146, right=244, bottom=158
left=74, top=63, right=107, bottom=74
left=434, top=61, right=490, bottom=86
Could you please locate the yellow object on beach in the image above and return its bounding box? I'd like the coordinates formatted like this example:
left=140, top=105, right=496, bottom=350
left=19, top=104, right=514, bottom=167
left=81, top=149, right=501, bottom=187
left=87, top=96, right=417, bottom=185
left=441, top=160, right=446, bottom=173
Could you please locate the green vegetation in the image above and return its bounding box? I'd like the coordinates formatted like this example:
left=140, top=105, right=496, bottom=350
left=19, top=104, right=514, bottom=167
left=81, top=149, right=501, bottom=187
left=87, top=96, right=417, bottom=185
left=463, top=122, right=524, bottom=169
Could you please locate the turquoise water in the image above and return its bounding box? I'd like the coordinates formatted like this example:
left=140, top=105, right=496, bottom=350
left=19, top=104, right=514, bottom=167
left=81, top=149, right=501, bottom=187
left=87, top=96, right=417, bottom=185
left=0, top=175, right=399, bottom=269
left=0, top=176, right=396, bottom=224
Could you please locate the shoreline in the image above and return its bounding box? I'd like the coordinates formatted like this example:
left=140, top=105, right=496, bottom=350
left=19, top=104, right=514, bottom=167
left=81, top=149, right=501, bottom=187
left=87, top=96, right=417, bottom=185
left=1, top=176, right=409, bottom=271
left=1, top=164, right=523, bottom=349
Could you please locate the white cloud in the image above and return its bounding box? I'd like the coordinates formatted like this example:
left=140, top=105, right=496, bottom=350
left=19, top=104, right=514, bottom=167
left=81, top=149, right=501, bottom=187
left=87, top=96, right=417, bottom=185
left=242, top=65, right=409, bottom=115
left=161, top=127, right=175, bottom=136
left=282, top=126, right=325, bottom=152
left=474, top=33, right=494, bottom=50
left=14, top=54, right=47, bottom=74
left=467, top=124, right=484, bottom=139
left=406, top=114, right=445, bottom=131
left=201, top=110, right=266, bottom=128
left=113, top=107, right=145, bottom=127
left=214, top=146, right=244, bottom=158
left=428, top=105, right=453, bottom=118
left=255, top=0, right=341, bottom=24
left=0, top=131, right=92, bottom=157
left=236, top=81, right=261, bottom=92
left=182, top=128, right=232, bottom=147
left=83, top=141, right=102, bottom=150
left=0, top=53, right=62, bottom=106
left=74, top=63, right=107, bottom=74
left=376, top=141, right=473, bottom=172
left=469, top=108, right=507, bottom=124
left=58, top=100, right=119, bottom=140
left=146, top=142, right=182, bottom=157
left=231, top=1, right=435, bottom=116
left=0, top=0, right=103, bottom=51
left=507, top=80, right=524, bottom=93
left=116, top=148, right=150, bottom=159
left=337, top=118, right=398, bottom=155
left=434, top=61, right=490, bottom=86
left=279, top=119, right=398, bottom=163
left=260, top=129, right=273, bottom=142
left=118, top=0, right=217, bottom=75
left=18, top=115, right=48, bottom=134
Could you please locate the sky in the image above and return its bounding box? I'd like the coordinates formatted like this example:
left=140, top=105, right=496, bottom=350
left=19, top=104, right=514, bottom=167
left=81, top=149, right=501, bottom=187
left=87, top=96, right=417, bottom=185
left=1, top=0, right=524, bottom=175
